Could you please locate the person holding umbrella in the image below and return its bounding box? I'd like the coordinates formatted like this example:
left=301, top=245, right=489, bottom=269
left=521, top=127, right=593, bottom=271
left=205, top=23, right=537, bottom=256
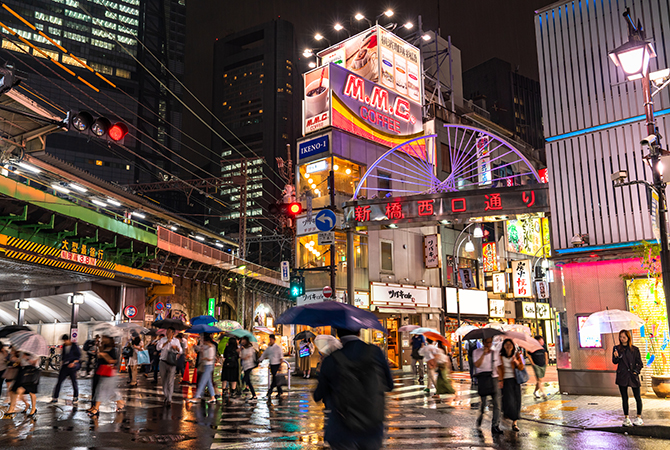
left=613, top=329, right=644, bottom=426
left=221, top=336, right=240, bottom=397
left=189, top=333, right=217, bottom=404
left=497, top=338, right=524, bottom=432
left=5, top=351, right=41, bottom=419
left=156, top=327, right=184, bottom=405
left=240, top=337, right=258, bottom=400
left=472, top=336, right=503, bottom=434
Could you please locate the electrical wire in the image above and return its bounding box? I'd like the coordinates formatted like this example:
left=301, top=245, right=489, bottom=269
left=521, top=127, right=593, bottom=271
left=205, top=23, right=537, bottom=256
left=77, top=1, right=290, bottom=194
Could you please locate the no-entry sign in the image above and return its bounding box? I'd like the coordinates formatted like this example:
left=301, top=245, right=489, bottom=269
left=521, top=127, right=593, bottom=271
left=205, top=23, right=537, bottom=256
left=323, top=286, right=332, bottom=298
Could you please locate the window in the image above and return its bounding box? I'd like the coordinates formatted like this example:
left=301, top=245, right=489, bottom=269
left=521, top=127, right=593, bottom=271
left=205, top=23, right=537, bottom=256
left=115, top=68, right=131, bottom=79
left=440, top=143, right=452, bottom=174
left=33, top=47, right=59, bottom=60
left=91, top=39, right=114, bottom=50
left=90, top=62, right=113, bottom=75
left=62, top=54, right=87, bottom=67
left=378, top=171, right=391, bottom=199
left=64, top=10, right=91, bottom=22
left=35, top=12, right=63, bottom=25
left=381, top=240, right=393, bottom=272
left=2, top=40, right=29, bottom=53
left=63, top=31, right=88, bottom=43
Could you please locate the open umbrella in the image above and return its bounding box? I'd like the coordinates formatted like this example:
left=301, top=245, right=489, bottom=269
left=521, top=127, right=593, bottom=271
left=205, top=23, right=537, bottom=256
left=277, top=302, right=386, bottom=332
left=410, top=327, right=440, bottom=335
left=142, top=329, right=159, bottom=337
left=116, top=323, right=148, bottom=334
left=423, top=331, right=449, bottom=346
left=152, top=318, right=190, bottom=330
left=454, top=324, right=479, bottom=338
left=254, top=326, right=275, bottom=334
left=228, top=329, right=257, bottom=342
left=191, top=315, right=217, bottom=326
left=8, top=330, right=49, bottom=357
left=92, top=322, right=124, bottom=338
left=293, top=330, right=317, bottom=341
left=217, top=320, right=243, bottom=332
left=314, top=335, right=342, bottom=356
left=503, top=331, right=543, bottom=353
left=186, top=324, right=222, bottom=334
left=462, top=328, right=504, bottom=341
left=0, top=325, right=30, bottom=338
left=580, top=309, right=644, bottom=336
left=399, top=325, right=420, bottom=333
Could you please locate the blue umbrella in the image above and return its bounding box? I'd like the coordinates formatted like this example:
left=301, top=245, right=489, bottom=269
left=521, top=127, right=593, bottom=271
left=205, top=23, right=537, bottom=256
left=191, top=315, right=217, bottom=326
left=276, top=302, right=386, bottom=332
left=186, top=324, right=222, bottom=334
left=228, top=329, right=257, bottom=342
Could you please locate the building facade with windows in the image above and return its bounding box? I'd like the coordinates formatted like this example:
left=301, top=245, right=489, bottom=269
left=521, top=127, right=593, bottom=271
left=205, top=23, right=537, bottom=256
left=535, top=0, right=670, bottom=395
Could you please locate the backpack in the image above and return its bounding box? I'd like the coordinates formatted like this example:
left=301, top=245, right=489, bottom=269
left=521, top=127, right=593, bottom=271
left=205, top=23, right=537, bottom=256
left=531, top=349, right=546, bottom=366
left=330, top=344, right=385, bottom=433
left=83, top=340, right=94, bottom=352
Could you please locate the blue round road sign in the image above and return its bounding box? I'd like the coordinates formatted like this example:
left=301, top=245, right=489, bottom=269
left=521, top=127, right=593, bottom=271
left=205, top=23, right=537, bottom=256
left=315, top=209, right=337, bottom=232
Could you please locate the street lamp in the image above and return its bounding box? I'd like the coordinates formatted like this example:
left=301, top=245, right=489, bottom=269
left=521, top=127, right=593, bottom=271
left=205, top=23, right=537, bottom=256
left=313, top=33, right=331, bottom=46
left=355, top=13, right=372, bottom=28
left=15, top=299, right=29, bottom=326
left=303, top=48, right=313, bottom=58
left=333, top=23, right=350, bottom=37
left=610, top=7, right=670, bottom=341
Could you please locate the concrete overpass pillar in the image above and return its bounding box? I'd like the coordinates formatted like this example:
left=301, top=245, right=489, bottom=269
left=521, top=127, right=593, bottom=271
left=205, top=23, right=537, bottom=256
left=68, top=293, right=85, bottom=343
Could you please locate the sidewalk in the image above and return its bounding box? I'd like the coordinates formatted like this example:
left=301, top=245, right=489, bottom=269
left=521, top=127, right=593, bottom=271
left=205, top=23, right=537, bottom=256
left=447, top=366, right=670, bottom=438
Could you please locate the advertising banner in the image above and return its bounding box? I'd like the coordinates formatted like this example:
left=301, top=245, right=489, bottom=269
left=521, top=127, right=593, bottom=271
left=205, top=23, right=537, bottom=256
left=506, top=216, right=544, bottom=257
left=492, top=272, right=507, bottom=293
left=370, top=282, right=429, bottom=308
left=303, top=65, right=331, bottom=134
left=475, top=134, right=492, bottom=185
left=482, top=242, right=498, bottom=272
left=329, top=63, right=423, bottom=150
left=318, top=26, right=422, bottom=104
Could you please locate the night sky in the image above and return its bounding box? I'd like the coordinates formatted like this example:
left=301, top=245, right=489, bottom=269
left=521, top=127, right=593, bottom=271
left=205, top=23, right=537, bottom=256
left=182, top=0, right=556, bottom=152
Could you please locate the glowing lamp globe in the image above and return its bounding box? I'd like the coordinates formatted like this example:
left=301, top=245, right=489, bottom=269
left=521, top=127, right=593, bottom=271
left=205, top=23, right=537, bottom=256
left=609, top=39, right=656, bottom=81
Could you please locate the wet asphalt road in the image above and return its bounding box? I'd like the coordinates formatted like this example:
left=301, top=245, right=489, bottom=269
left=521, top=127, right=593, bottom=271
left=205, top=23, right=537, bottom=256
left=1, top=366, right=669, bottom=449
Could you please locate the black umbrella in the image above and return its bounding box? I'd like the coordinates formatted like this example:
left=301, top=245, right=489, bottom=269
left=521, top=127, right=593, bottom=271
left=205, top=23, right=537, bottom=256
left=142, top=329, right=159, bottom=337
left=0, top=325, right=30, bottom=339
left=293, top=330, right=316, bottom=341
left=152, top=318, right=190, bottom=330
left=462, top=328, right=504, bottom=341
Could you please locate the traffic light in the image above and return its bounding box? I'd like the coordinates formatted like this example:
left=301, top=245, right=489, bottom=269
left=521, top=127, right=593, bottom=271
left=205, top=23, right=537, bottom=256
left=269, top=202, right=303, bottom=217
left=289, top=274, right=305, bottom=298
left=67, top=110, right=129, bottom=144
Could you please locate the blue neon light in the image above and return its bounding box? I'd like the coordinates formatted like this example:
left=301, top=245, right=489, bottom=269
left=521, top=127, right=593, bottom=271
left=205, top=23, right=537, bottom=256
left=546, top=108, right=670, bottom=143
left=554, top=240, right=658, bottom=255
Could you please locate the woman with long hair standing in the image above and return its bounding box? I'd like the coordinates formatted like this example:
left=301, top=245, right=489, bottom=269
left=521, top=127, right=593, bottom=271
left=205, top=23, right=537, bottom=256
left=189, top=333, right=217, bottom=403
left=240, top=337, right=257, bottom=400
left=87, top=335, right=125, bottom=416
left=613, top=329, right=644, bottom=426
left=497, top=338, right=524, bottom=432
left=221, top=337, right=240, bottom=397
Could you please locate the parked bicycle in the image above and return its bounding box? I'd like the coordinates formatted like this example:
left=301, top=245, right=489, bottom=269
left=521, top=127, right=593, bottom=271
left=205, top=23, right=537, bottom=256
left=39, top=345, right=61, bottom=371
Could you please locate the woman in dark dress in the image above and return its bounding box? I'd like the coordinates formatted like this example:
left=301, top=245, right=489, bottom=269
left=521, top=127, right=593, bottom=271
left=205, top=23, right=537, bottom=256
left=6, top=352, right=40, bottom=419
left=613, top=329, right=644, bottom=427
left=221, top=337, right=239, bottom=396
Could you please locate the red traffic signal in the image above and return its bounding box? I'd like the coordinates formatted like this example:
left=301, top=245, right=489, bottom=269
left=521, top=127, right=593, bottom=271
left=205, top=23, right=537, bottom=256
left=67, top=110, right=128, bottom=144
left=288, top=202, right=302, bottom=215
left=108, top=122, right=129, bottom=141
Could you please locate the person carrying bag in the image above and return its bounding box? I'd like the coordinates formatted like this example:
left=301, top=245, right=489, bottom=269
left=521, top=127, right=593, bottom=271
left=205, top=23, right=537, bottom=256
left=472, top=337, right=502, bottom=434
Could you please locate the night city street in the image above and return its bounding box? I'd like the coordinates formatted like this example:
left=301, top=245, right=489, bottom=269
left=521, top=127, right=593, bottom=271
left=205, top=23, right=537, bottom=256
left=1, top=0, right=670, bottom=449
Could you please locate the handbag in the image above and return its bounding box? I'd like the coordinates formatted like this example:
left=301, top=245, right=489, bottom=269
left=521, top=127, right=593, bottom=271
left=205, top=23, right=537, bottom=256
left=275, top=373, right=288, bottom=387
left=122, top=346, right=134, bottom=359
left=164, top=349, right=179, bottom=366
left=515, top=365, right=530, bottom=385
left=96, top=364, right=115, bottom=377
left=136, top=350, right=150, bottom=365
left=20, top=366, right=41, bottom=384
left=3, top=366, right=18, bottom=381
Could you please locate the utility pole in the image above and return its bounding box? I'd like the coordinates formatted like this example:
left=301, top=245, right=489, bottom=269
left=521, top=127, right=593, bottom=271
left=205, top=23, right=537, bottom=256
left=329, top=170, right=336, bottom=297
left=237, top=158, right=248, bottom=328
left=277, top=144, right=297, bottom=267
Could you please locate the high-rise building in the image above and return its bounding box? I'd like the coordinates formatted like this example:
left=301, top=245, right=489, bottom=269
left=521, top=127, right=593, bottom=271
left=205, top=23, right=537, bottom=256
left=463, top=57, right=544, bottom=151
left=211, top=19, right=300, bottom=266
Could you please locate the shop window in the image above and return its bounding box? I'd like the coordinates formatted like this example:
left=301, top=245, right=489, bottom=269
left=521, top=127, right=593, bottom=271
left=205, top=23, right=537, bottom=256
left=333, top=156, right=363, bottom=197
left=440, top=143, right=452, bottom=174
left=378, top=171, right=391, bottom=199
left=380, top=240, right=393, bottom=272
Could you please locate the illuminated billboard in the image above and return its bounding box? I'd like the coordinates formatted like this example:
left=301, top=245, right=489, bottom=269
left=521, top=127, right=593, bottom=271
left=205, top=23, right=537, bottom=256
left=318, top=26, right=422, bottom=104
left=506, top=216, right=551, bottom=257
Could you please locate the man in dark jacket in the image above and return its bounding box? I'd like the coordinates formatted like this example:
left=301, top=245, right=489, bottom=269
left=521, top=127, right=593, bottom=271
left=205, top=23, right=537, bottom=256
left=50, top=334, right=82, bottom=405
left=313, top=328, right=393, bottom=450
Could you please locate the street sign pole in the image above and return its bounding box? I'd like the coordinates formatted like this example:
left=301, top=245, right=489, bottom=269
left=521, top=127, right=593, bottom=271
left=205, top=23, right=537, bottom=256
left=329, top=170, right=336, bottom=297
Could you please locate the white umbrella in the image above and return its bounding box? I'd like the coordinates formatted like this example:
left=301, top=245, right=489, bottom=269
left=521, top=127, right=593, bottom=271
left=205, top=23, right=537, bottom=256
left=454, top=324, right=479, bottom=338
left=314, top=335, right=342, bottom=356
left=410, top=327, right=440, bottom=335
left=580, top=309, right=644, bottom=335
left=8, top=330, right=49, bottom=357
left=399, top=325, right=420, bottom=333
left=502, top=324, right=533, bottom=336
left=502, top=331, right=544, bottom=353
left=92, top=322, right=124, bottom=338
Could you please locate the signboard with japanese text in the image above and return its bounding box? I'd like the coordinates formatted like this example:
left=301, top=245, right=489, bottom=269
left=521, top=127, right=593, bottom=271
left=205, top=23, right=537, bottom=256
left=298, top=289, right=345, bottom=306
left=345, top=186, right=549, bottom=228
left=60, top=239, right=104, bottom=266
left=317, top=26, right=422, bottom=104
left=370, top=282, right=429, bottom=309
left=423, top=234, right=440, bottom=269
left=61, top=251, right=97, bottom=266
left=459, top=268, right=475, bottom=289
left=489, top=299, right=505, bottom=318
left=354, top=291, right=370, bottom=309
left=521, top=301, right=552, bottom=320
left=482, top=242, right=498, bottom=272
left=512, top=259, right=532, bottom=298
left=475, top=134, right=492, bottom=185
left=492, top=272, right=507, bottom=294
left=506, top=216, right=544, bottom=257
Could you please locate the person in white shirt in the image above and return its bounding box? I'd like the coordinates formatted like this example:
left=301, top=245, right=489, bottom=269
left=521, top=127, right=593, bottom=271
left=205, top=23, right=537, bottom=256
left=156, top=328, right=183, bottom=404
left=259, top=334, right=283, bottom=399
left=472, top=337, right=502, bottom=434
left=497, top=338, right=524, bottom=432
left=240, top=337, right=257, bottom=400
left=189, top=333, right=217, bottom=403
left=419, top=339, right=439, bottom=394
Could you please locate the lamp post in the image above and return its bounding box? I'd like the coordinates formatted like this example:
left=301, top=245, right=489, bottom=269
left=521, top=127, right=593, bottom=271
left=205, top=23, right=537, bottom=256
left=609, top=8, right=670, bottom=328
left=450, top=223, right=481, bottom=370
left=68, top=293, right=85, bottom=343
left=15, top=299, right=29, bottom=326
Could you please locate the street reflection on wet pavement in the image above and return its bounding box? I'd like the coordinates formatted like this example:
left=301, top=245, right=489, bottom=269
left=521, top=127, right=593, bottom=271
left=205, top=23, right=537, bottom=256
left=1, top=367, right=669, bottom=449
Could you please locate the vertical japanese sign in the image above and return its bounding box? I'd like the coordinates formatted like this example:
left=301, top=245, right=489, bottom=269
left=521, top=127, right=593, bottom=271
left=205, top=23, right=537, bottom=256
left=512, top=259, right=532, bottom=298
left=423, top=234, right=440, bottom=269
left=536, top=281, right=550, bottom=299
left=492, top=272, right=507, bottom=294
left=459, top=268, right=475, bottom=289
left=476, top=134, right=492, bottom=185
left=208, top=298, right=215, bottom=317
left=482, top=242, right=498, bottom=272
left=489, top=299, right=505, bottom=317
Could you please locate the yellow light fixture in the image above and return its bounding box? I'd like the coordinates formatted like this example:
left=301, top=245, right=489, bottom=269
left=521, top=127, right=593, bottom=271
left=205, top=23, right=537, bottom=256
left=345, top=168, right=351, bottom=175
left=308, top=178, right=314, bottom=184
left=333, top=164, right=339, bottom=171
left=311, top=183, right=317, bottom=189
